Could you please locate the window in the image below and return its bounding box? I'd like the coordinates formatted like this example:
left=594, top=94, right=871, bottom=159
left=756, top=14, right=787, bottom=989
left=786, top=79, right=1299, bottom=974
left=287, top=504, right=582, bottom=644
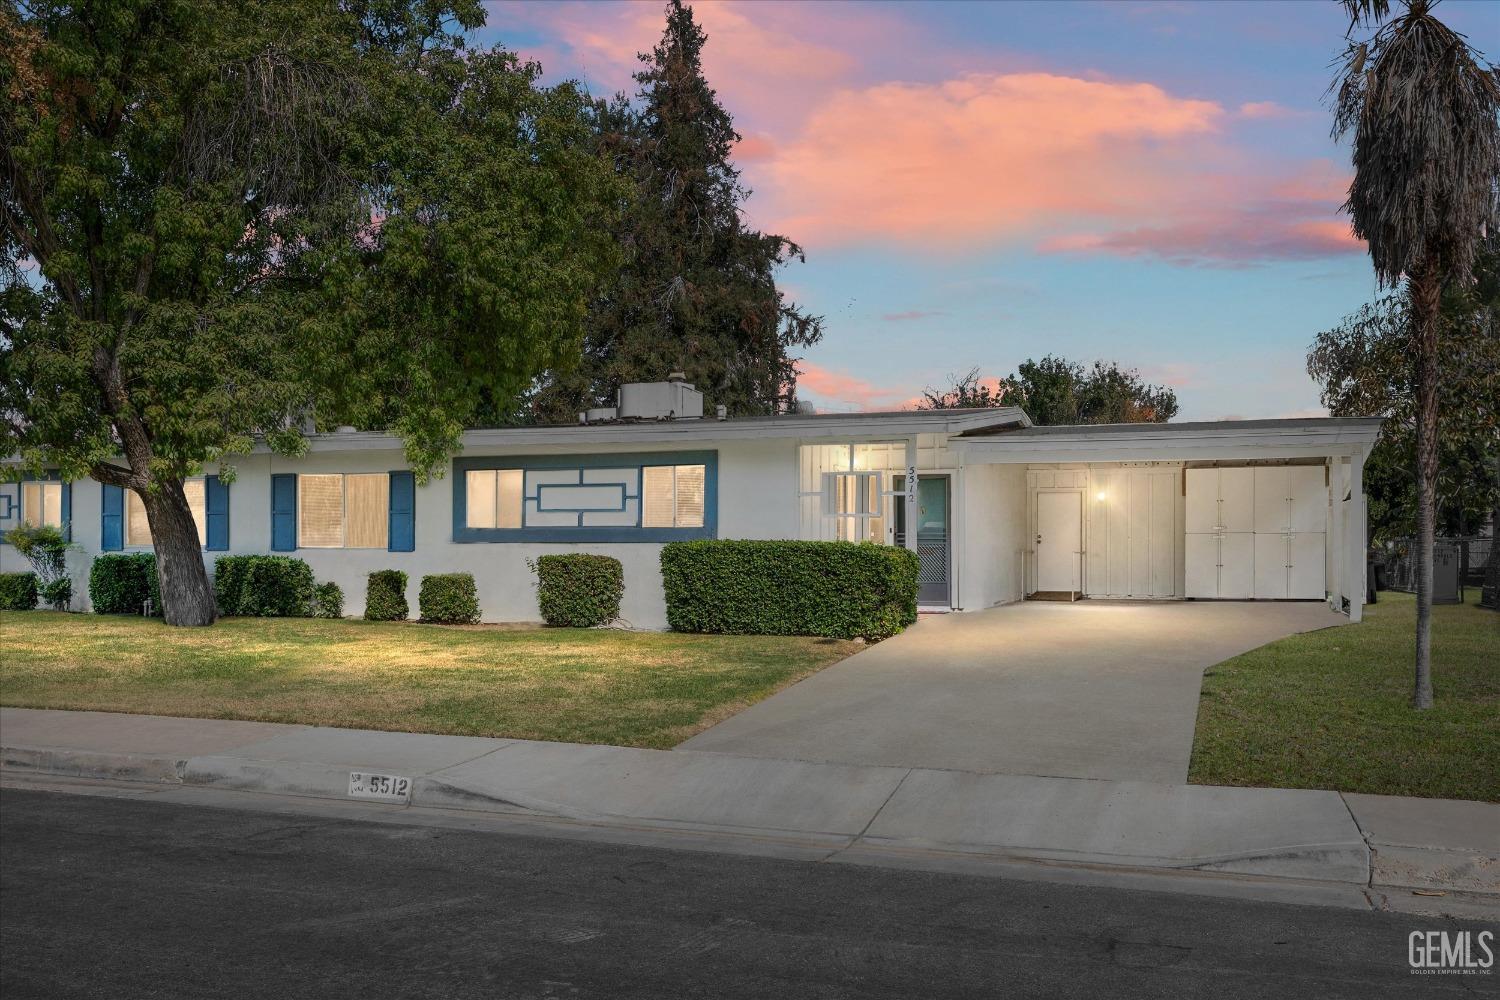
left=298, top=473, right=388, bottom=549
left=642, top=464, right=705, bottom=528
left=823, top=471, right=886, bottom=543
left=21, top=482, right=64, bottom=529
left=465, top=469, right=523, bottom=529
left=125, top=480, right=206, bottom=547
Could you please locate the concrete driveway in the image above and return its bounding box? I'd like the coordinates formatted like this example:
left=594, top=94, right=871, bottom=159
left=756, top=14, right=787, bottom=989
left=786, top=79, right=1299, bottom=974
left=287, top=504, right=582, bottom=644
left=678, top=601, right=1347, bottom=783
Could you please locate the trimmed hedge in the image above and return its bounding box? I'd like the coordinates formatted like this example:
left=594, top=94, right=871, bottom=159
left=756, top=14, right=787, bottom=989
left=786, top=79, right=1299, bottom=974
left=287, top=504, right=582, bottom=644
left=365, top=570, right=409, bottom=621
left=661, top=540, right=919, bottom=640
left=532, top=555, right=623, bottom=628
left=213, top=555, right=315, bottom=617
left=0, top=572, right=38, bottom=611
left=88, top=554, right=162, bottom=616
left=419, top=573, right=480, bottom=624
left=312, top=581, right=344, bottom=619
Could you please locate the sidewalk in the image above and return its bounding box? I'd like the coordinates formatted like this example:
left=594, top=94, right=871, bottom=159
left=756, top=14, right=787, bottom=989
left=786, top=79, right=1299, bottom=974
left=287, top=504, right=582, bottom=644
left=3, top=707, right=1495, bottom=915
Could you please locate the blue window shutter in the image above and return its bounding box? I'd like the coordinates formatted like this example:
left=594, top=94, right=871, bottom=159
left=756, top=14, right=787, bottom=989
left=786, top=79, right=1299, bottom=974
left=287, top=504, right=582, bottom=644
left=388, top=471, right=415, bottom=552
left=271, top=474, right=297, bottom=551
left=61, top=482, right=72, bottom=542
left=101, top=483, right=123, bottom=551
left=205, top=476, right=230, bottom=551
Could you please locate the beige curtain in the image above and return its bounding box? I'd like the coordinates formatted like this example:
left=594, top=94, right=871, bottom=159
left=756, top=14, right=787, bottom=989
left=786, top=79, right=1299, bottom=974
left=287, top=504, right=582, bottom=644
left=466, top=470, right=497, bottom=529
left=674, top=465, right=705, bottom=528
left=642, top=466, right=675, bottom=527
left=345, top=474, right=389, bottom=549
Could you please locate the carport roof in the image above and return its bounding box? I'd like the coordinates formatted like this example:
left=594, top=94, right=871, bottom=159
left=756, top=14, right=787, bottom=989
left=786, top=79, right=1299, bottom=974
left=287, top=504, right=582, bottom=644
left=952, top=416, right=1382, bottom=463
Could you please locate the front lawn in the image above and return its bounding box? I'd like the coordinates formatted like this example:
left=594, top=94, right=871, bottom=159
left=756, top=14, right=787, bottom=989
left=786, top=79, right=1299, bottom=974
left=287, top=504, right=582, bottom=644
left=1189, top=591, right=1499, bottom=801
left=0, top=613, right=859, bottom=749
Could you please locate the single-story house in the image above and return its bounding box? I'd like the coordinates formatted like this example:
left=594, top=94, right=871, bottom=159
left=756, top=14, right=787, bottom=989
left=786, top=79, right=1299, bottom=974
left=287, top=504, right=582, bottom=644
left=0, top=378, right=1381, bottom=627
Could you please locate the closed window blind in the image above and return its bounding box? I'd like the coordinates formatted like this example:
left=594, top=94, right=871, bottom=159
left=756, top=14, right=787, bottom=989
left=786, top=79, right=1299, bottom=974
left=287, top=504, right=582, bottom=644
left=21, top=482, right=63, bottom=529
left=465, top=469, right=522, bottom=529
left=642, top=464, right=705, bottom=528
left=298, top=475, right=345, bottom=548
left=124, top=480, right=207, bottom=547
left=297, top=473, right=391, bottom=548
left=345, top=474, right=389, bottom=549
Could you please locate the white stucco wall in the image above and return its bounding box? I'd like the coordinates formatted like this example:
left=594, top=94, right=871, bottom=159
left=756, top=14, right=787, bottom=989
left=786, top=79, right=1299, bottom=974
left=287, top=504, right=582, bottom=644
left=956, top=462, right=1027, bottom=610
left=2, top=438, right=800, bottom=628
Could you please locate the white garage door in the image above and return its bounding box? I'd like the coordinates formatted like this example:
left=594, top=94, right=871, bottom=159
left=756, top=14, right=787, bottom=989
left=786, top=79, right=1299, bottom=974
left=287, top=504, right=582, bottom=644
left=1085, top=467, right=1181, bottom=598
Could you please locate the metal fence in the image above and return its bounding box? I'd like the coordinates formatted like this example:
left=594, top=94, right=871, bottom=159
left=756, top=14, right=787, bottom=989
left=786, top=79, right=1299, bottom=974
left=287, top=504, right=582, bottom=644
left=1381, top=535, right=1496, bottom=607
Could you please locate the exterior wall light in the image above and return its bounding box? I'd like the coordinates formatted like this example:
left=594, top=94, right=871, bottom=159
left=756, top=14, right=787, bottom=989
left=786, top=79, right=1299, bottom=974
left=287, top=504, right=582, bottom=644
left=1095, top=491, right=1107, bottom=501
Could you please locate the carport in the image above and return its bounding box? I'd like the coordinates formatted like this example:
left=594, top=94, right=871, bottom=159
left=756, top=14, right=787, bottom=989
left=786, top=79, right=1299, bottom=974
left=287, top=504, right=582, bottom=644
left=950, top=418, right=1382, bottom=621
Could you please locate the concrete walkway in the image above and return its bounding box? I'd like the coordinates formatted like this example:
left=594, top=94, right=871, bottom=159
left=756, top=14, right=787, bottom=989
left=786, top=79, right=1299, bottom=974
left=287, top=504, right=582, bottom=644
left=680, top=600, right=1348, bottom=782
left=2, top=708, right=1496, bottom=915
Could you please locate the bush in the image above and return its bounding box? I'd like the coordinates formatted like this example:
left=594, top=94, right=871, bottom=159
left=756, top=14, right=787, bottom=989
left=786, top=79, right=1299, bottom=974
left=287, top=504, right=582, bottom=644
left=4, top=524, right=69, bottom=588
left=531, top=554, right=623, bottom=628
left=40, top=577, right=72, bottom=611
left=0, top=572, right=38, bottom=611
left=311, top=581, right=344, bottom=619
left=418, top=573, right=480, bottom=624
left=661, top=540, right=919, bottom=641
left=364, top=570, right=409, bottom=621
left=89, top=554, right=161, bottom=616
left=213, top=555, right=314, bottom=617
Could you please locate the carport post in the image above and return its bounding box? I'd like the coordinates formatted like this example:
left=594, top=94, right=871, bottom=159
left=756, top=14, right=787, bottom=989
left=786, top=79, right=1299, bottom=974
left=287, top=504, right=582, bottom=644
left=1346, top=447, right=1366, bottom=623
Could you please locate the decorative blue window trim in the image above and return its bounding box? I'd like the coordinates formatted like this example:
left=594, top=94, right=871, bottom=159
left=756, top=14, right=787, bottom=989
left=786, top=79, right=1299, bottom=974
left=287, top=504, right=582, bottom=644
left=452, top=450, right=717, bottom=543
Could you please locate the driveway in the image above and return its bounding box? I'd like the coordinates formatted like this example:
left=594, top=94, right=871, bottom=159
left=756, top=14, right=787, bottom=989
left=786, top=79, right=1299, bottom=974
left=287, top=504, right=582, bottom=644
left=678, top=601, right=1347, bottom=783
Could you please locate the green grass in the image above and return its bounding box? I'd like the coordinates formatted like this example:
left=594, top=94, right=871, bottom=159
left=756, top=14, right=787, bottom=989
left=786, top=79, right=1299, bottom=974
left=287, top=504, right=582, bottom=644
left=1190, top=591, right=1499, bottom=801
left=0, top=613, right=860, bottom=749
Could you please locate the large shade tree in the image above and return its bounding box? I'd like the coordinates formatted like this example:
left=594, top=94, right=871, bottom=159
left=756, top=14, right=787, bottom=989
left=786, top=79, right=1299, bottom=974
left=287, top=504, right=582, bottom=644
left=1, top=0, right=619, bottom=625
left=919, top=356, right=1179, bottom=424
left=1331, top=0, right=1500, bottom=708
left=527, top=0, right=822, bottom=424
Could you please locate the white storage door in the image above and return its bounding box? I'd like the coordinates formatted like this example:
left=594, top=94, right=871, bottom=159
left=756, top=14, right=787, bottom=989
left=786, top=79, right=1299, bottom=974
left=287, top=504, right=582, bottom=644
left=1149, top=472, right=1177, bottom=597
left=1185, top=469, right=1218, bottom=533
left=1218, top=533, right=1255, bottom=599
left=1288, top=532, right=1326, bottom=599
left=1219, top=468, right=1256, bottom=532
left=1289, top=467, right=1328, bottom=534
left=1185, top=533, right=1220, bottom=598
left=1253, top=467, right=1290, bottom=533
left=1253, top=533, right=1289, bottom=599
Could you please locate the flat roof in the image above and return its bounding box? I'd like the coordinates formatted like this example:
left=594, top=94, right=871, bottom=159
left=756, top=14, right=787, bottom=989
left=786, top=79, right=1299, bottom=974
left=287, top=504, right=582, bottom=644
left=952, top=415, right=1383, bottom=463
left=963, top=416, right=1384, bottom=438
left=291, top=406, right=1032, bottom=453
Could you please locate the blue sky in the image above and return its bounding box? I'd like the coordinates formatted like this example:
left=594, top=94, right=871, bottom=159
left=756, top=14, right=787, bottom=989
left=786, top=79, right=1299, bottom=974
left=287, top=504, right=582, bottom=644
left=480, top=0, right=1498, bottom=418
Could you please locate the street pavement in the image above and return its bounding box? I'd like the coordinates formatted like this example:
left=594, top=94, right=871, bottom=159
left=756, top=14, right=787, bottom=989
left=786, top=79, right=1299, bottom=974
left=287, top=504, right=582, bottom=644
left=2, top=786, right=1491, bottom=999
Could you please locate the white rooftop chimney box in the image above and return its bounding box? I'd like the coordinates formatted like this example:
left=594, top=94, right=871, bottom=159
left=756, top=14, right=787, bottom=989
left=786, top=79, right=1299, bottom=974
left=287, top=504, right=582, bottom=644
left=618, top=377, right=704, bottom=421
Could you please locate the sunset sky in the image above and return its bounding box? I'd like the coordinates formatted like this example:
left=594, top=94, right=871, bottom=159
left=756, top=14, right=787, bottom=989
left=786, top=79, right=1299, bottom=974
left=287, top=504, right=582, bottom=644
left=481, top=0, right=1497, bottom=419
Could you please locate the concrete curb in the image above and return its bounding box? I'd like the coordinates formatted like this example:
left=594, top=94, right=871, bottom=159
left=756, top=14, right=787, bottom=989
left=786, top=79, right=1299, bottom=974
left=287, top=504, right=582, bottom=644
left=1, top=734, right=1375, bottom=888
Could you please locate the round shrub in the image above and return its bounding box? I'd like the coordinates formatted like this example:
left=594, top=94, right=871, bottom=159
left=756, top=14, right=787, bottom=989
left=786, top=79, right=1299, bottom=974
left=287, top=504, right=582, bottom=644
left=312, top=581, right=344, bottom=619
left=660, top=540, right=919, bottom=641
left=88, top=554, right=162, bottom=616
left=364, top=570, right=409, bottom=621
left=40, top=577, right=72, bottom=611
left=0, top=572, right=39, bottom=611
left=212, top=555, right=315, bottom=617
left=418, top=573, right=480, bottom=624
left=531, top=554, right=623, bottom=628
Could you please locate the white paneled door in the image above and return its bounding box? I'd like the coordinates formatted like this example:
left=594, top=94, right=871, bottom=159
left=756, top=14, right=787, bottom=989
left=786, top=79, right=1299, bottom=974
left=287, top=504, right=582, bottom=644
left=1037, top=491, right=1082, bottom=592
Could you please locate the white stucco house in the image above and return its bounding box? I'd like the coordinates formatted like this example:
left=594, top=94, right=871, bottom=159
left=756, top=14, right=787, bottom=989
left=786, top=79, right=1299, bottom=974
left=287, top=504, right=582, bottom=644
left=1, top=378, right=1382, bottom=628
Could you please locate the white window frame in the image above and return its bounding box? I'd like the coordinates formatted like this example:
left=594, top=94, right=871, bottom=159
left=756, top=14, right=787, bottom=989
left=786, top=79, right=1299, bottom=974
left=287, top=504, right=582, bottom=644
left=20, top=481, right=65, bottom=530
left=642, top=464, right=706, bottom=529
left=124, top=479, right=208, bottom=548
left=297, top=473, right=389, bottom=549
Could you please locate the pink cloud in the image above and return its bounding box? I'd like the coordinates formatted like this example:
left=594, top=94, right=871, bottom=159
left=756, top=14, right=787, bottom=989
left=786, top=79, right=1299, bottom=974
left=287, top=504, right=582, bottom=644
left=1238, top=100, right=1308, bottom=120
left=795, top=362, right=916, bottom=411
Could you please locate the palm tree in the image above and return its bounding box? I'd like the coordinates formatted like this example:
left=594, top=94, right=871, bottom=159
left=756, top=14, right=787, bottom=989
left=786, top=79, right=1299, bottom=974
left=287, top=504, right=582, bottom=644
left=1332, top=0, right=1500, bottom=709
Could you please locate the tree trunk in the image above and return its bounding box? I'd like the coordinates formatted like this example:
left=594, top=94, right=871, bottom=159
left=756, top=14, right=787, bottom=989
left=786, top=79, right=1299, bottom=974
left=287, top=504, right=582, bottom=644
left=1410, top=268, right=1441, bottom=710
left=140, top=480, right=217, bottom=627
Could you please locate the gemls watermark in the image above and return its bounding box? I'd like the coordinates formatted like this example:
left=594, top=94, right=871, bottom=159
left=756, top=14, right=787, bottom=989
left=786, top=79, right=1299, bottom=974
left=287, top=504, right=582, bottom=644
left=1409, top=930, right=1495, bottom=976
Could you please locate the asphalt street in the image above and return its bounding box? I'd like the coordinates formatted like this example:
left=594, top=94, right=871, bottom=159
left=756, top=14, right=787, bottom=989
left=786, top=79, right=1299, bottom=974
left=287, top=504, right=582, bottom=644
left=0, top=786, right=1489, bottom=999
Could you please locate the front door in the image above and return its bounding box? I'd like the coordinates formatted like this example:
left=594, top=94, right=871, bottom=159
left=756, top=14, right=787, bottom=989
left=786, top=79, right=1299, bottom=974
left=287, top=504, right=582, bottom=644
left=1037, top=491, right=1082, bottom=593
left=897, top=476, right=951, bottom=606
